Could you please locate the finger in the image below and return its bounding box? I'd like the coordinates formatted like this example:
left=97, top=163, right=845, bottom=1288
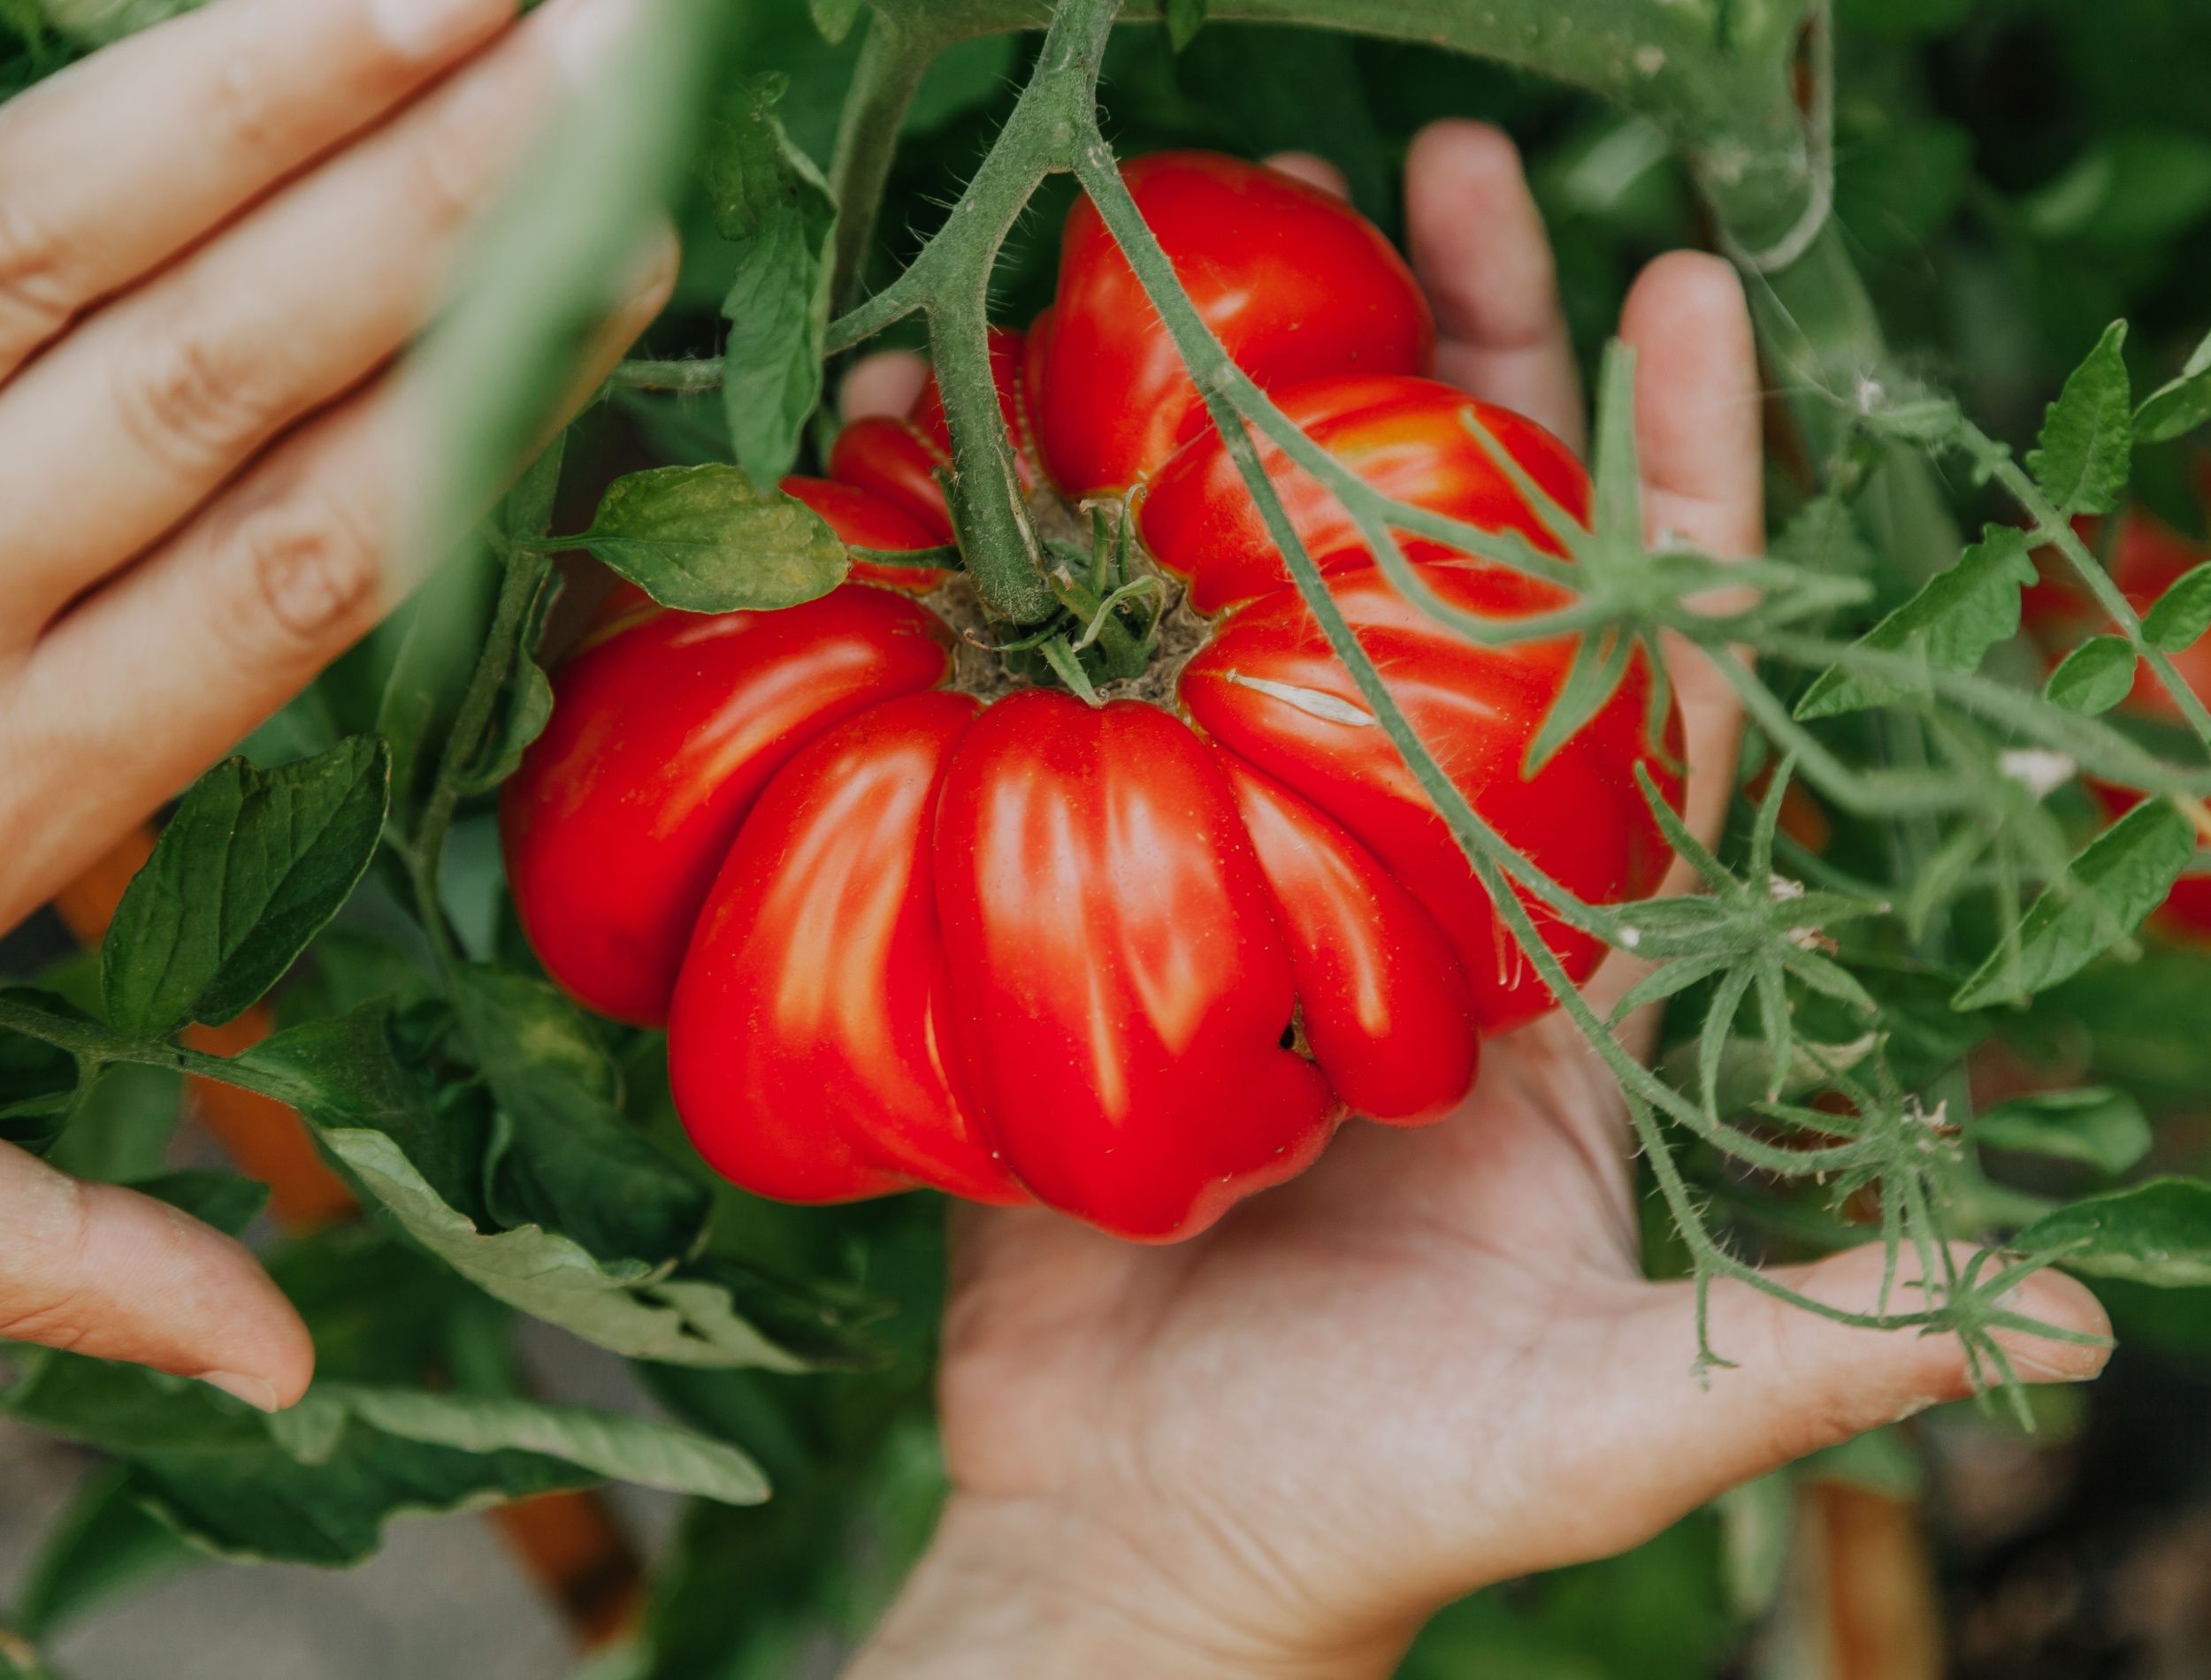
left=1264, top=151, right=1350, bottom=201
left=0, top=228, right=679, bottom=930
left=840, top=351, right=930, bottom=422
left=1404, top=121, right=1584, bottom=451
left=1619, top=250, right=1762, bottom=879
left=1568, top=1244, right=2109, bottom=1564
left=0, top=0, right=629, bottom=643
left=0, top=1141, right=312, bottom=1409
left=0, top=0, right=516, bottom=379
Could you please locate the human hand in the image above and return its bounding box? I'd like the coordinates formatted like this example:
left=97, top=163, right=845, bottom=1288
left=846, top=123, right=2112, bottom=1679
left=0, top=0, right=676, bottom=1406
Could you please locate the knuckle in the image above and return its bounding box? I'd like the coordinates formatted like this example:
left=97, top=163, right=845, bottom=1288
left=0, top=195, right=75, bottom=343
left=398, top=91, right=506, bottom=228
left=114, top=302, right=284, bottom=472
left=209, top=49, right=294, bottom=162
left=216, top=480, right=386, bottom=657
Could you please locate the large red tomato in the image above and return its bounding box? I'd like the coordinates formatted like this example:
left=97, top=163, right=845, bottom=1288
left=502, top=151, right=1681, bottom=1241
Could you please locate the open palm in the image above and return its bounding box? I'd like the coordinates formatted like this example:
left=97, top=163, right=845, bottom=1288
left=851, top=124, right=2110, bottom=1678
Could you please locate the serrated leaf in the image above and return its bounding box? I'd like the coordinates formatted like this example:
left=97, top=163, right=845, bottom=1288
left=1773, top=492, right=1878, bottom=577
left=1165, top=0, right=1207, bottom=50
left=2014, top=1177, right=2211, bottom=1286
left=289, top=1385, right=767, bottom=1504
left=2134, top=328, right=2211, bottom=445
left=1952, top=799, right=2196, bottom=1008
left=99, top=739, right=388, bottom=1036
left=578, top=464, right=849, bottom=611
left=452, top=965, right=709, bottom=1268
left=1974, top=1088, right=2152, bottom=1177
left=1796, top=526, right=2037, bottom=718
left=2044, top=633, right=2138, bottom=714
left=2, top=1355, right=762, bottom=1568
left=2142, top=561, right=2211, bottom=652
left=2027, top=320, right=2133, bottom=516
left=234, top=1005, right=860, bottom=1370
left=807, top=0, right=864, bottom=45
left=704, top=77, right=838, bottom=481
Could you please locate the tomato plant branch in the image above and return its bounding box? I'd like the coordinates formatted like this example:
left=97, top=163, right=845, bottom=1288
left=604, top=357, right=724, bottom=393
left=828, top=9, right=950, bottom=316
left=1960, top=419, right=2211, bottom=753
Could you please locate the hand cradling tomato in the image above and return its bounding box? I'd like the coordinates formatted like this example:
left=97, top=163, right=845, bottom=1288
left=502, top=151, right=1683, bottom=1241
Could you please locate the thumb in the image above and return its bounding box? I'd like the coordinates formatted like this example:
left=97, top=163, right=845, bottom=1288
left=0, top=1141, right=313, bottom=1410
left=1601, top=1241, right=2108, bottom=1525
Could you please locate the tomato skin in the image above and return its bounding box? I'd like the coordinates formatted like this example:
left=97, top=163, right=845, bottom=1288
left=500, top=586, right=955, bottom=1027
left=1138, top=374, right=1589, bottom=615
left=1180, top=559, right=1681, bottom=1033
left=778, top=476, right=946, bottom=592
left=669, top=691, right=1025, bottom=1205
left=1219, top=752, right=1479, bottom=1123
left=1032, top=152, right=1435, bottom=500
left=826, top=416, right=954, bottom=544
left=931, top=691, right=1338, bottom=1241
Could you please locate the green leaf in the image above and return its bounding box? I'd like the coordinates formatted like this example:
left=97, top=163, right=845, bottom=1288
left=2014, top=1178, right=2211, bottom=1286
left=3, top=1355, right=763, bottom=1567
left=0, top=991, right=91, bottom=1156
left=578, top=464, right=849, bottom=612
left=2044, top=633, right=2138, bottom=714
left=2141, top=560, right=2211, bottom=652
left=449, top=565, right=562, bottom=797
left=451, top=966, right=709, bottom=1268
left=1796, top=526, right=2037, bottom=718
left=807, top=0, right=864, bottom=47
left=1952, top=799, right=2196, bottom=1008
left=2134, top=328, right=2211, bottom=445
left=295, top=1385, right=767, bottom=1506
left=705, top=77, right=838, bottom=482
left=2026, top=320, right=2133, bottom=516
left=100, top=738, right=389, bottom=1036
left=1973, top=1088, right=2153, bottom=1176
left=235, top=1005, right=858, bottom=1370
left=12, top=1464, right=199, bottom=1639
left=1165, top=0, right=1207, bottom=50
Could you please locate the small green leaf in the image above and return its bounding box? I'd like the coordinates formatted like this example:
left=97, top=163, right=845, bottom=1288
left=2142, top=561, right=2211, bottom=652
left=2013, top=1177, right=2211, bottom=1286
left=2027, top=320, right=2133, bottom=516
left=1165, top=0, right=1207, bottom=50
left=1974, top=1087, right=2153, bottom=1176
left=2044, top=634, right=2138, bottom=714
left=578, top=464, right=849, bottom=612
left=100, top=738, right=389, bottom=1036
left=2134, top=328, right=2211, bottom=445
left=807, top=0, right=864, bottom=45
left=704, top=77, right=838, bottom=482
left=1796, top=526, right=2037, bottom=718
left=1952, top=799, right=2196, bottom=1008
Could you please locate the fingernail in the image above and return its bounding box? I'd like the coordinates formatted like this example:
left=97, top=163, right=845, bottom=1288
left=200, top=1371, right=281, bottom=1412
left=613, top=221, right=681, bottom=311
left=545, top=0, right=650, bottom=86
left=371, top=0, right=513, bottom=62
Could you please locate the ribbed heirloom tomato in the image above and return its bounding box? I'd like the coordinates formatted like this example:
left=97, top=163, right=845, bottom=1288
left=502, top=150, right=1684, bottom=1241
